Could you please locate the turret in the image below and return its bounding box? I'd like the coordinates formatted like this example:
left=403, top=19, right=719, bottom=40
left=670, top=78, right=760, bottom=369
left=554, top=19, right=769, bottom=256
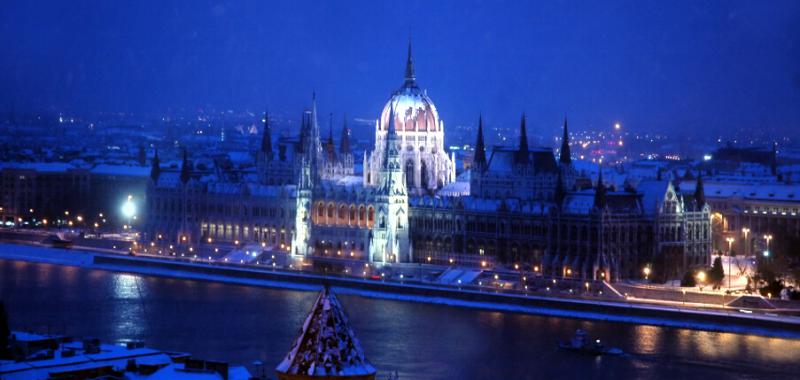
left=559, top=117, right=571, bottom=165
left=473, top=115, right=487, bottom=169
left=404, top=39, right=416, bottom=87
left=516, top=113, right=529, bottom=165
left=326, top=113, right=336, bottom=162
left=594, top=167, right=607, bottom=210
left=150, top=149, right=161, bottom=182
left=339, top=115, right=351, bottom=155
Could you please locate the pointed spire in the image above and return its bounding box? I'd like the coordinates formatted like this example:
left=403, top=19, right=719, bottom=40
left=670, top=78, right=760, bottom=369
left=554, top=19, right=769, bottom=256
left=383, top=105, right=398, bottom=170
left=594, top=166, right=607, bottom=210
left=694, top=174, right=706, bottom=210
left=404, top=39, right=416, bottom=87
left=180, top=148, right=190, bottom=184
left=150, top=149, right=161, bottom=182
left=473, top=115, right=487, bottom=168
left=339, top=115, right=351, bottom=154
left=516, top=113, right=529, bottom=165
left=559, top=117, right=571, bottom=164
left=261, top=111, right=273, bottom=159
left=326, top=113, right=336, bottom=161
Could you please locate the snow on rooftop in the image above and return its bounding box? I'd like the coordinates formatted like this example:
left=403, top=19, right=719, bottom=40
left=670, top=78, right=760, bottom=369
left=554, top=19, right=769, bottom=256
left=90, top=164, right=151, bottom=177
left=276, top=288, right=376, bottom=377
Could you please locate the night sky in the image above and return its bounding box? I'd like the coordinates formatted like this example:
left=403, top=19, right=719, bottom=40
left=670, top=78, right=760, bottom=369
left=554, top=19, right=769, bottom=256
left=2, top=0, right=799, bottom=137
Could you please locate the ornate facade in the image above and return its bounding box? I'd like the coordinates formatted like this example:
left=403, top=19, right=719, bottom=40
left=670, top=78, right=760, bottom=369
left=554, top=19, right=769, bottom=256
left=142, top=45, right=711, bottom=281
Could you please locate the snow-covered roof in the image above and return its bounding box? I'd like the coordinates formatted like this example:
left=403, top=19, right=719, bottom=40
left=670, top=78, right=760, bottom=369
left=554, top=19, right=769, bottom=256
left=437, top=180, right=470, bottom=197
left=485, top=147, right=558, bottom=174
left=680, top=181, right=799, bottom=203
left=637, top=180, right=670, bottom=214
left=562, top=191, right=595, bottom=214
left=90, top=164, right=151, bottom=177
left=276, top=288, right=376, bottom=378
left=0, top=162, right=78, bottom=173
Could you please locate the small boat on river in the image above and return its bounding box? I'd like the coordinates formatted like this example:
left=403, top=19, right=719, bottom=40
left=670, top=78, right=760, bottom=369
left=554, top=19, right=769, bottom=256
left=558, top=329, right=622, bottom=356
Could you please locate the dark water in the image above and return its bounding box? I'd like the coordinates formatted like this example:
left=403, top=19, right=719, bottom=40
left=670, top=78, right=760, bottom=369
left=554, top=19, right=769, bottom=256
left=1, top=259, right=799, bottom=379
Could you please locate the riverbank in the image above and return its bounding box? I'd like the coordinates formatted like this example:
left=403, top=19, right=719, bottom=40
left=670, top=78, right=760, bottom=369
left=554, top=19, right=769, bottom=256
left=2, top=242, right=800, bottom=338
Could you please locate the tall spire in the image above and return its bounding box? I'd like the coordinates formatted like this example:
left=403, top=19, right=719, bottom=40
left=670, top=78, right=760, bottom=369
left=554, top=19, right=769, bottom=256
left=473, top=115, right=487, bottom=168
left=694, top=174, right=706, bottom=210
left=559, top=117, right=571, bottom=164
left=339, top=115, right=350, bottom=154
left=404, top=39, right=416, bottom=86
left=180, top=148, right=190, bottom=184
left=383, top=105, right=399, bottom=169
left=516, top=113, right=529, bottom=165
left=326, top=113, right=336, bottom=161
left=150, top=149, right=161, bottom=182
left=261, top=111, right=273, bottom=159
left=594, top=166, right=607, bottom=210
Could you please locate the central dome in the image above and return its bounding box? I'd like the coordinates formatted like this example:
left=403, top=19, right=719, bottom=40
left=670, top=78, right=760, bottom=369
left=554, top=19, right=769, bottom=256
left=380, top=85, right=440, bottom=133
left=378, top=43, right=441, bottom=133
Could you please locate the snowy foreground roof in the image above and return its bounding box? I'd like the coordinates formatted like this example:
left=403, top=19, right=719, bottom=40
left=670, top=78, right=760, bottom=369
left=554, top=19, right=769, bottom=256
left=276, top=288, right=376, bottom=379
left=0, top=333, right=250, bottom=380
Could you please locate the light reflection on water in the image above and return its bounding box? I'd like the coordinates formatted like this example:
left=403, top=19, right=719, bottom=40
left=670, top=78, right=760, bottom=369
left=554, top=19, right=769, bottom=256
left=2, top=259, right=799, bottom=380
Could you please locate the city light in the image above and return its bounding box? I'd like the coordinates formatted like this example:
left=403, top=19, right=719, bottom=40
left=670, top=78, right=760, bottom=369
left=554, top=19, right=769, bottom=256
left=121, top=196, right=136, bottom=219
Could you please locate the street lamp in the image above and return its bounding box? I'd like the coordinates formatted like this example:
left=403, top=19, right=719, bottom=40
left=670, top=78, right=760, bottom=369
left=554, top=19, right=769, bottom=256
left=122, top=195, right=136, bottom=229
left=741, top=227, right=750, bottom=256
left=725, top=237, right=735, bottom=289
left=697, top=270, right=706, bottom=291
left=643, top=266, right=651, bottom=281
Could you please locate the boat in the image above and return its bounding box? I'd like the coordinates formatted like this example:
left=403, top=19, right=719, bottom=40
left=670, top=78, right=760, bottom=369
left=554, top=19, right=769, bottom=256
left=558, top=329, right=622, bottom=356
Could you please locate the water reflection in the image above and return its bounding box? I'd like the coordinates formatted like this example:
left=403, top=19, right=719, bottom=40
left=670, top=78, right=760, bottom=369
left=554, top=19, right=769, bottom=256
left=3, top=259, right=800, bottom=379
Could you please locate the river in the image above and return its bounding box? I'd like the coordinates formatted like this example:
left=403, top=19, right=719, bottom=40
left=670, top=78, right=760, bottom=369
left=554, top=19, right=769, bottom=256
left=1, top=259, right=798, bottom=379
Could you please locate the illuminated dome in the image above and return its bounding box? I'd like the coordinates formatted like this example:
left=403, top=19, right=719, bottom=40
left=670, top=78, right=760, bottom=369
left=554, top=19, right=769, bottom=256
left=379, top=82, right=440, bottom=133
left=365, top=42, right=455, bottom=193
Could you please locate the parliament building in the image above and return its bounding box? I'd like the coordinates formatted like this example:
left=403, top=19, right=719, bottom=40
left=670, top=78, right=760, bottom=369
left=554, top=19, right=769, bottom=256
left=143, top=45, right=711, bottom=282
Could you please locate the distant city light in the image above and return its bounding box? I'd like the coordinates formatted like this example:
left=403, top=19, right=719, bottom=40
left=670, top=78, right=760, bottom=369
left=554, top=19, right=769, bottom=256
left=703, top=154, right=712, bottom=161
left=614, top=123, right=621, bottom=130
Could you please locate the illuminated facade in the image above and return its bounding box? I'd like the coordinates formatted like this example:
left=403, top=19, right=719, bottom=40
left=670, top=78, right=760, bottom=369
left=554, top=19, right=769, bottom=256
left=142, top=45, right=711, bottom=280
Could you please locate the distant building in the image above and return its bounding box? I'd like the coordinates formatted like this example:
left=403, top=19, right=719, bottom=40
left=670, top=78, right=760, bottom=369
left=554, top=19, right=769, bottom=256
left=143, top=45, right=711, bottom=281
left=0, top=163, right=148, bottom=227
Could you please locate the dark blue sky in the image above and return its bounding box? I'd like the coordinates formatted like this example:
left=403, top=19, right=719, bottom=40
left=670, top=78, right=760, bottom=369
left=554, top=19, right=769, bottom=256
left=2, top=0, right=799, bottom=137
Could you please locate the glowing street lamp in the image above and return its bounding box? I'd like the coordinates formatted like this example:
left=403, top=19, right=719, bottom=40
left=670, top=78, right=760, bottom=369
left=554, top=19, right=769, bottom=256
left=643, top=266, right=651, bottom=281
left=121, top=195, right=136, bottom=229
left=763, top=234, right=773, bottom=250
left=696, top=271, right=706, bottom=289
left=725, top=237, right=735, bottom=289
left=741, top=227, right=750, bottom=256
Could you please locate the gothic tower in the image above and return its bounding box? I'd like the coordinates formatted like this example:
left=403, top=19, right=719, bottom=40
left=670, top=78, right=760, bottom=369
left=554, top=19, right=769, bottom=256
left=292, top=94, right=321, bottom=257
left=369, top=106, right=410, bottom=264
